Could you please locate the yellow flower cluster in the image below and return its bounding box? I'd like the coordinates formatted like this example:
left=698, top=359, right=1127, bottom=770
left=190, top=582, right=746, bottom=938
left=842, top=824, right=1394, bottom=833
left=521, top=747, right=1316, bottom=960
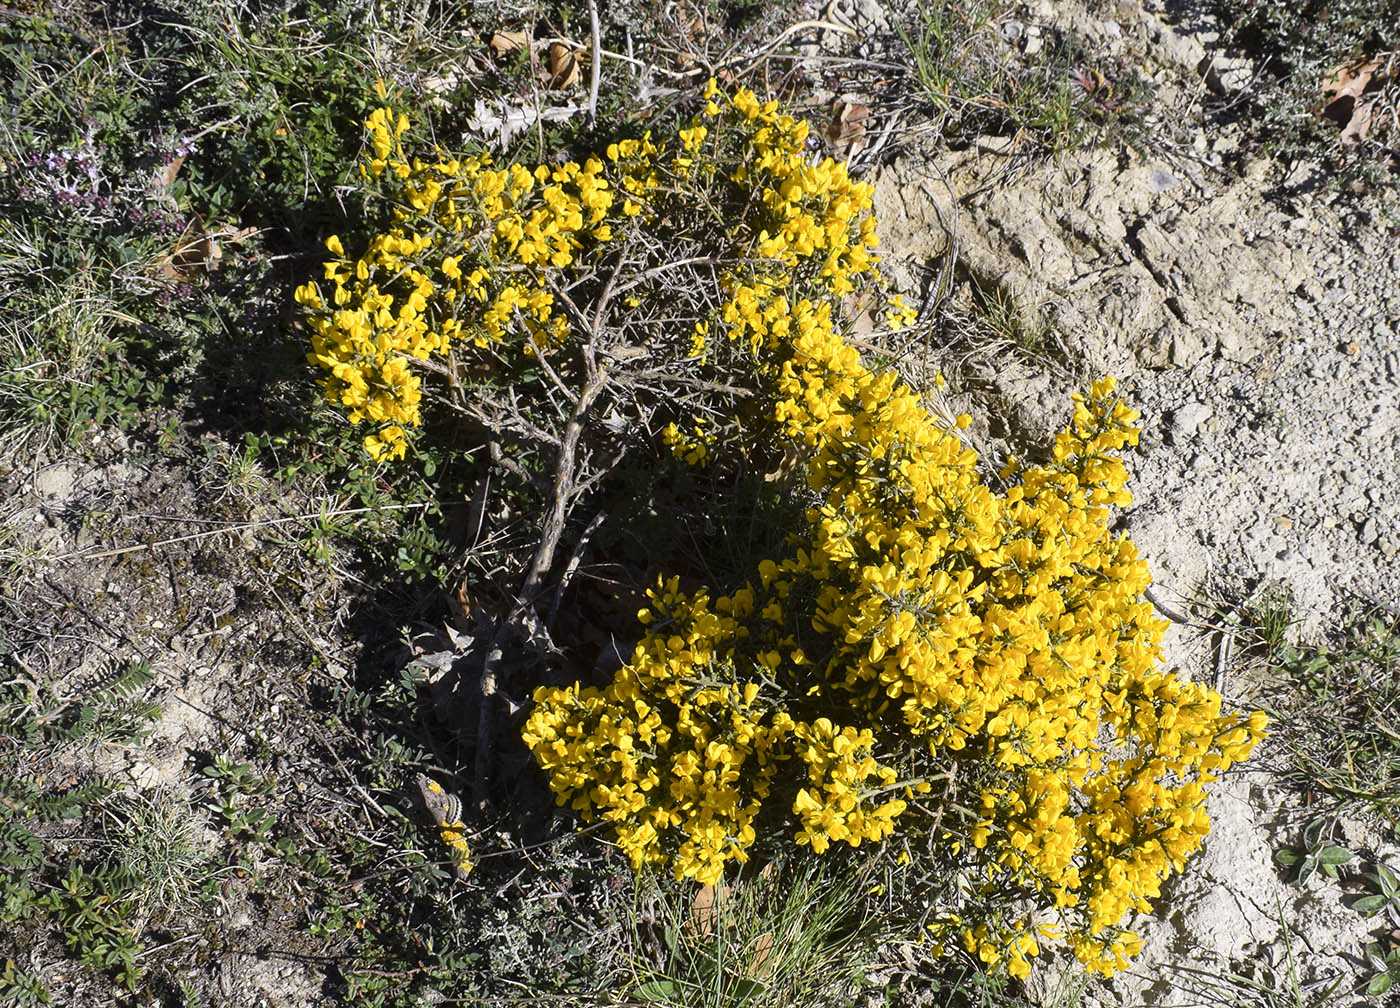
left=294, top=96, right=659, bottom=459
left=294, top=79, right=892, bottom=463
left=660, top=419, right=714, bottom=468
left=522, top=581, right=788, bottom=884
left=518, top=88, right=1267, bottom=981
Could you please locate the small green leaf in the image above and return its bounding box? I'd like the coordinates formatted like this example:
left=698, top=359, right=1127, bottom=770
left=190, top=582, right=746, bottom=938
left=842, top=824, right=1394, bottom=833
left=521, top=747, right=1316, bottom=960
left=1375, top=861, right=1399, bottom=896
left=1367, top=973, right=1393, bottom=996
left=1317, top=845, right=1354, bottom=866
left=730, top=977, right=766, bottom=1004
left=1365, top=943, right=1389, bottom=971
left=1273, top=849, right=1302, bottom=866
left=1353, top=894, right=1389, bottom=916
left=636, top=979, right=681, bottom=1002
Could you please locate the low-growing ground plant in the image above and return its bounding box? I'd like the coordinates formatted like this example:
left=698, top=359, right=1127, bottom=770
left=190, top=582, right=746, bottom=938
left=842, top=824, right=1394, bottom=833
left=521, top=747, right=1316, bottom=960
left=0, top=661, right=170, bottom=996
left=893, top=0, right=1156, bottom=158
left=1211, top=0, right=1400, bottom=195
left=1250, top=599, right=1400, bottom=826
left=1272, top=816, right=1356, bottom=885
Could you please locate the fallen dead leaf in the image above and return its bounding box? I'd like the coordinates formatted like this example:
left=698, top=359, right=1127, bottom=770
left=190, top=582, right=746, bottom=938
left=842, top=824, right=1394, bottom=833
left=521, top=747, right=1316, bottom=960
left=545, top=41, right=586, bottom=89
left=451, top=578, right=474, bottom=627
left=152, top=154, right=185, bottom=192
left=1321, top=59, right=1387, bottom=148
left=689, top=882, right=728, bottom=935
left=488, top=29, right=528, bottom=58
left=827, top=100, right=869, bottom=157
left=162, top=217, right=257, bottom=280
left=749, top=931, right=774, bottom=976
left=676, top=0, right=705, bottom=37
left=164, top=214, right=220, bottom=280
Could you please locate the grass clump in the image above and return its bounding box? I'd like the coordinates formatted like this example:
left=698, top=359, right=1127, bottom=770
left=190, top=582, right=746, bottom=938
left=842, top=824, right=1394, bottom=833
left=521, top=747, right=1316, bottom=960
left=1256, top=599, right=1400, bottom=828
left=894, top=0, right=1155, bottom=157
left=625, top=857, right=881, bottom=1008
left=0, top=661, right=173, bottom=996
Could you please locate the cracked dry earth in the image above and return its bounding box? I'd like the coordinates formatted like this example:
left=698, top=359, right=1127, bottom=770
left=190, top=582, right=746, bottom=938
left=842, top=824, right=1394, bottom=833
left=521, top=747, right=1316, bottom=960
left=868, top=5, right=1400, bottom=1005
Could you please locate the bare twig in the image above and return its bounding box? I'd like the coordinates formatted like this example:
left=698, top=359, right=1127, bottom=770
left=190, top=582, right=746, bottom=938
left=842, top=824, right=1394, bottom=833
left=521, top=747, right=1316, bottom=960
left=611, top=369, right=755, bottom=398
left=605, top=256, right=722, bottom=300
left=548, top=507, right=609, bottom=628
left=523, top=372, right=608, bottom=596
left=487, top=441, right=536, bottom=490
left=48, top=504, right=433, bottom=562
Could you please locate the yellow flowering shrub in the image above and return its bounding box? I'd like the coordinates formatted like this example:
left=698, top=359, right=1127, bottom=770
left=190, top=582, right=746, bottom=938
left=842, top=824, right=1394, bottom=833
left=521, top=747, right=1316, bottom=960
left=526, top=354, right=1266, bottom=977
left=297, top=81, right=1266, bottom=983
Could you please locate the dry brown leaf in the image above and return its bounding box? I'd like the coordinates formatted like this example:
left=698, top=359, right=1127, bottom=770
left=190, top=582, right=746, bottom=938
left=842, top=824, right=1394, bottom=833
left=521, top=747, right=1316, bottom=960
left=1321, top=59, right=1387, bottom=147
left=152, top=154, right=185, bottom=192
left=545, top=41, right=586, bottom=89
left=222, top=225, right=259, bottom=247
left=1323, top=59, right=1382, bottom=104
left=163, top=213, right=221, bottom=280
left=451, top=578, right=474, bottom=628
left=488, top=29, right=529, bottom=58
left=826, top=100, right=869, bottom=156
left=161, top=218, right=258, bottom=280
left=675, top=0, right=705, bottom=43
left=689, top=882, right=728, bottom=935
